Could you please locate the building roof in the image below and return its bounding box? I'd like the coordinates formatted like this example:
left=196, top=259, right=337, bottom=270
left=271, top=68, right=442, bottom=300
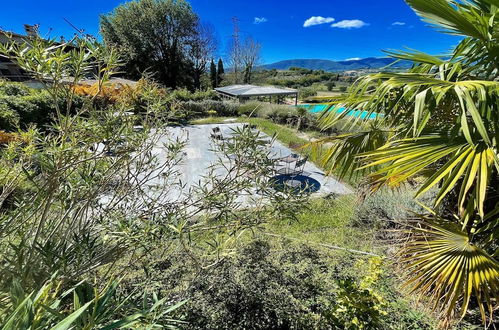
left=215, top=84, right=298, bottom=97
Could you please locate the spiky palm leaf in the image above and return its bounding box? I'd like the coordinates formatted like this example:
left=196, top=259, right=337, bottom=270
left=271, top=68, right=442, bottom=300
left=400, top=215, right=499, bottom=323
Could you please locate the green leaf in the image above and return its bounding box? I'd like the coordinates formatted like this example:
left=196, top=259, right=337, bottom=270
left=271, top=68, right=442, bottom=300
left=50, top=301, right=92, bottom=330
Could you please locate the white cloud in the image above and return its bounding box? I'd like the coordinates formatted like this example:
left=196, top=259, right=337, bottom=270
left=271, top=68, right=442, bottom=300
left=392, top=21, right=406, bottom=26
left=345, top=57, right=362, bottom=61
left=254, top=17, right=268, bottom=24
left=331, top=19, right=369, bottom=29
left=303, top=16, right=335, bottom=27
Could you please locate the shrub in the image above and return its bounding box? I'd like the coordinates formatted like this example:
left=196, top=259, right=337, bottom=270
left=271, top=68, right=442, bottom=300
left=122, top=240, right=429, bottom=329
left=299, top=87, right=318, bottom=100
left=0, top=80, right=31, bottom=96
left=177, top=100, right=238, bottom=119
left=167, top=89, right=220, bottom=102
left=0, top=103, right=19, bottom=131
left=0, top=92, right=60, bottom=129
left=236, top=102, right=262, bottom=116
left=0, top=81, right=85, bottom=129
left=253, top=104, right=317, bottom=130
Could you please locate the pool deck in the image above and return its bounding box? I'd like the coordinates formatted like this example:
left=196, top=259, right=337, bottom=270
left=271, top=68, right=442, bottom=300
left=152, top=124, right=351, bottom=199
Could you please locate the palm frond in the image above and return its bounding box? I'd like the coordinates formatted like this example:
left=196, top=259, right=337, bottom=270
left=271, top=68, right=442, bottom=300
left=405, top=0, right=488, bottom=40
left=308, top=125, right=390, bottom=179
left=400, top=216, right=499, bottom=322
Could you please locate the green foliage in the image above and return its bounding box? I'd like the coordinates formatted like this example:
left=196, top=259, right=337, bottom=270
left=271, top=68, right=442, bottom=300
left=314, top=0, right=499, bottom=324
left=249, top=104, right=316, bottom=130
left=299, top=87, right=318, bottom=100
left=126, top=241, right=374, bottom=329
left=100, top=0, right=201, bottom=88
left=0, top=80, right=83, bottom=130
left=0, top=277, right=184, bottom=329
left=0, top=80, right=31, bottom=96
left=0, top=102, right=19, bottom=131
left=0, top=90, right=70, bottom=130
left=123, top=239, right=432, bottom=330
left=177, top=100, right=238, bottom=118
left=166, top=88, right=219, bottom=102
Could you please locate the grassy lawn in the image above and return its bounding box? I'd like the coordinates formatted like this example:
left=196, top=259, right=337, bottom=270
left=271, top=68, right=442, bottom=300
left=266, top=195, right=376, bottom=254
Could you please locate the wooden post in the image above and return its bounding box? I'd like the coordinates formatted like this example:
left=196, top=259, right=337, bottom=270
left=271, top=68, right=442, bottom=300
left=295, top=93, right=298, bottom=106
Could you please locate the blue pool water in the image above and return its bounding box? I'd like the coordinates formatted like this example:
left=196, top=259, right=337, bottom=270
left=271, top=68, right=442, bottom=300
left=297, top=104, right=380, bottom=120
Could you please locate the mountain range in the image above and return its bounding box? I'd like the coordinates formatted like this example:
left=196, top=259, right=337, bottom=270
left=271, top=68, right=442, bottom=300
left=259, top=57, right=411, bottom=72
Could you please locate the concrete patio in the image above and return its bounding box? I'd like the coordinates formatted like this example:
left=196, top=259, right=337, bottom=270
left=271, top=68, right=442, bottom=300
left=152, top=124, right=351, bottom=198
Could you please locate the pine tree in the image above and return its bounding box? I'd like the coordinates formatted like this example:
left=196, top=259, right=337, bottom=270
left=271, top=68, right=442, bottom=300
left=217, top=58, right=224, bottom=86
left=210, top=59, right=217, bottom=88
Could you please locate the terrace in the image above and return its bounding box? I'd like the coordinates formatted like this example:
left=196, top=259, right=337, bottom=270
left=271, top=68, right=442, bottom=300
left=150, top=124, right=350, bottom=201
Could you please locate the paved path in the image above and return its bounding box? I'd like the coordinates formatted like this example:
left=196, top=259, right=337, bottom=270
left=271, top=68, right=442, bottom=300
left=152, top=124, right=351, bottom=198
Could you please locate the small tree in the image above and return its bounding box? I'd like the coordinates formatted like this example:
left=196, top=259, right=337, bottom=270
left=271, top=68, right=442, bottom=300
left=189, top=22, right=217, bottom=90
left=210, top=59, right=217, bottom=88
left=241, top=37, right=261, bottom=84
left=217, top=58, right=224, bottom=86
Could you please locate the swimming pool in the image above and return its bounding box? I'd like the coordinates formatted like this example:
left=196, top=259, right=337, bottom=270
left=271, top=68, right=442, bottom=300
left=297, top=104, right=380, bottom=120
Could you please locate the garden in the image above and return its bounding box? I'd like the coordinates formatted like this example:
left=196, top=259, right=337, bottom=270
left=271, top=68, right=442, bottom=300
left=0, top=0, right=498, bottom=329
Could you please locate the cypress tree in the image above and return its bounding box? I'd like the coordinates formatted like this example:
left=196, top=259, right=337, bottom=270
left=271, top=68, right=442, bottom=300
left=217, top=58, right=224, bottom=86
left=210, top=59, right=217, bottom=88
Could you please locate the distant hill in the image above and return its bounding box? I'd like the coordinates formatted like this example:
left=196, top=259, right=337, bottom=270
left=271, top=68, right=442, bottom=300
left=259, top=57, right=411, bottom=72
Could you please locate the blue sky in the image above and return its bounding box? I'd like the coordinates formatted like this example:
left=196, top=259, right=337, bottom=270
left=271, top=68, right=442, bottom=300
left=0, top=0, right=460, bottom=64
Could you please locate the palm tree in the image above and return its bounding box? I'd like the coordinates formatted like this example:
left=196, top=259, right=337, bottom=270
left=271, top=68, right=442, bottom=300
left=312, top=0, right=499, bottom=325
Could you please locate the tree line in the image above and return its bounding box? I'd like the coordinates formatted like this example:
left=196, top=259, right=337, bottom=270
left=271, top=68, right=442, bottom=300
left=100, top=0, right=260, bottom=90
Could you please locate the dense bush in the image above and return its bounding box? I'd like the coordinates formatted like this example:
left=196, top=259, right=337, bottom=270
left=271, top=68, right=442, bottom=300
left=121, top=240, right=398, bottom=329
left=120, top=240, right=433, bottom=329
left=0, top=80, right=31, bottom=96
left=177, top=100, right=238, bottom=118
left=299, top=87, right=318, bottom=100
left=252, top=104, right=317, bottom=130
left=166, top=88, right=220, bottom=102
left=0, top=92, right=54, bottom=129
left=237, top=101, right=264, bottom=116
left=0, top=103, right=19, bottom=130
left=0, top=80, right=86, bottom=130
